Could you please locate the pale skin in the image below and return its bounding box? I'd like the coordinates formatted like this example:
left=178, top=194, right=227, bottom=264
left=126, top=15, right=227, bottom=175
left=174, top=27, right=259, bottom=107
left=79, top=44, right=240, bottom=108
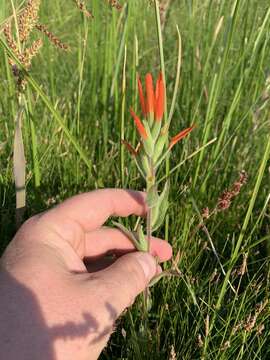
left=0, top=189, right=172, bottom=360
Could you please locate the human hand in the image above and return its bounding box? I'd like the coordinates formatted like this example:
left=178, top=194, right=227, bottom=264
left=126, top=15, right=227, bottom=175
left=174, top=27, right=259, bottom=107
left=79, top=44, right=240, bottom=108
left=0, top=189, right=172, bottom=360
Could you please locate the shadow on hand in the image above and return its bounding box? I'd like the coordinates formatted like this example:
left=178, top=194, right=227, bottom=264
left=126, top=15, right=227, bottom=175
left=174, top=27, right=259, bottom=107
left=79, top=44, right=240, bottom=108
left=0, top=268, right=118, bottom=359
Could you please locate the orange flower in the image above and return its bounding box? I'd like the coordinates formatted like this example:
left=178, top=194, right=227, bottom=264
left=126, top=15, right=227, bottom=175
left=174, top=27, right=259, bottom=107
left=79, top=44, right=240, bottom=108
left=137, top=72, right=165, bottom=122
left=145, top=73, right=155, bottom=114
left=169, top=125, right=195, bottom=149
left=155, top=72, right=164, bottom=122
left=130, top=108, right=148, bottom=140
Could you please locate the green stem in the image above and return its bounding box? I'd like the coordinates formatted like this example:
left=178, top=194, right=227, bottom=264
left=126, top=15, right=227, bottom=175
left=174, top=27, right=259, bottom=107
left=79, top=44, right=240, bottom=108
left=25, top=87, right=40, bottom=188
left=143, top=159, right=156, bottom=318
left=154, top=0, right=169, bottom=242
left=146, top=157, right=155, bottom=251
left=146, top=207, right=152, bottom=253
left=120, top=45, right=127, bottom=188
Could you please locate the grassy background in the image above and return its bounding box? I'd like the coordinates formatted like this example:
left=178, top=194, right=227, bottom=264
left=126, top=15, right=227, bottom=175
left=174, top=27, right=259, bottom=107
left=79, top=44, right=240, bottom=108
left=1, top=0, right=270, bottom=358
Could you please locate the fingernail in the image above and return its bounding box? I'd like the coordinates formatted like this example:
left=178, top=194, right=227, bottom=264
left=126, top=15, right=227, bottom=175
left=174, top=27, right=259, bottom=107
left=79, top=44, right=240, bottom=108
left=156, top=265, right=162, bottom=275
left=136, top=253, right=156, bottom=281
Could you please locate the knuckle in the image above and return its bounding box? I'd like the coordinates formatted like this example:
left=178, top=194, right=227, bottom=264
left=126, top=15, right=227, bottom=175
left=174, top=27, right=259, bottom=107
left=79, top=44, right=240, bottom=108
left=15, top=215, right=40, bottom=242
left=122, top=257, right=146, bottom=296
left=130, top=260, right=146, bottom=289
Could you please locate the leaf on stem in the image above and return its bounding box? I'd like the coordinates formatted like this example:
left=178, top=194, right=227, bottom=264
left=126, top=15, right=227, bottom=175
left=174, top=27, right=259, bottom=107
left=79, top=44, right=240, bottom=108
left=112, top=221, right=147, bottom=252
left=146, top=185, right=159, bottom=208
left=152, top=181, right=170, bottom=231
left=149, top=269, right=180, bottom=287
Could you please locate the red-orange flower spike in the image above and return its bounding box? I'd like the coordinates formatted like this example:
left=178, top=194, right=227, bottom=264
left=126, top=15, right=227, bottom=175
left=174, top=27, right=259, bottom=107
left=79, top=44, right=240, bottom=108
left=130, top=108, right=148, bottom=140
left=155, top=72, right=164, bottom=122
left=169, top=125, right=195, bottom=149
left=137, top=76, right=147, bottom=117
left=145, top=73, right=155, bottom=114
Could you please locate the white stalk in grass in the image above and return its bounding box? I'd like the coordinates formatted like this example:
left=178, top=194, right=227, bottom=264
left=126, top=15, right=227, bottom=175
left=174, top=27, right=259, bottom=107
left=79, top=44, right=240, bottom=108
left=13, top=108, right=26, bottom=228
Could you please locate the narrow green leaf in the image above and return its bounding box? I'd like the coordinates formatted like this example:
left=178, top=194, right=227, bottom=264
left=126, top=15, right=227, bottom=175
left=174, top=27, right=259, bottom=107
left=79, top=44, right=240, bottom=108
left=149, top=270, right=180, bottom=287
left=137, top=224, right=148, bottom=252
left=112, top=221, right=141, bottom=250
left=146, top=185, right=159, bottom=208
left=152, top=181, right=170, bottom=231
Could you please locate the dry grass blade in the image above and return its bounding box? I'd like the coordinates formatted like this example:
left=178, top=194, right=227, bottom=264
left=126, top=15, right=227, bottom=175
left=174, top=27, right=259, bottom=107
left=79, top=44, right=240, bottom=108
left=13, top=109, right=26, bottom=228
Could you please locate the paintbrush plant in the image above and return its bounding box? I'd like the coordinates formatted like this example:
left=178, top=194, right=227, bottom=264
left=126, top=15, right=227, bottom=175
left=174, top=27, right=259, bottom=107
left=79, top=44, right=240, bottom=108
left=116, top=72, right=194, bottom=284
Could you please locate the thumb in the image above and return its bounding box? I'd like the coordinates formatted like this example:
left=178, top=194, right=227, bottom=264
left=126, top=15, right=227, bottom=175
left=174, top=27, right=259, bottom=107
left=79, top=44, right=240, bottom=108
left=98, top=252, right=157, bottom=314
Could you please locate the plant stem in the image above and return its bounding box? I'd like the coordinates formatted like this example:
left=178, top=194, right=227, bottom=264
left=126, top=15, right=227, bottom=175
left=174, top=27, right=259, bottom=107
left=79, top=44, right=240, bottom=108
left=143, top=159, right=156, bottom=318
left=146, top=158, right=155, bottom=251
left=146, top=207, right=152, bottom=253
left=120, top=45, right=127, bottom=188
left=154, top=0, right=170, bottom=242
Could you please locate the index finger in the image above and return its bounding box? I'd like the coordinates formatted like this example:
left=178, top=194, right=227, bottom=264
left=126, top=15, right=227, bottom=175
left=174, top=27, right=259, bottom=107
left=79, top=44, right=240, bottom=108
left=42, top=189, right=147, bottom=233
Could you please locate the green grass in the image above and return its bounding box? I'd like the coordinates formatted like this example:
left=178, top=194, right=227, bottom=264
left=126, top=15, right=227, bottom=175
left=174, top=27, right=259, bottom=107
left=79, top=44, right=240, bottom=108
left=1, top=0, right=270, bottom=358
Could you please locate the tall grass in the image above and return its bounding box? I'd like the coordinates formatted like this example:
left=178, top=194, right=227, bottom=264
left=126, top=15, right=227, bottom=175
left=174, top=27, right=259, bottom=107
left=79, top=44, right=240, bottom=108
left=1, top=0, right=270, bottom=358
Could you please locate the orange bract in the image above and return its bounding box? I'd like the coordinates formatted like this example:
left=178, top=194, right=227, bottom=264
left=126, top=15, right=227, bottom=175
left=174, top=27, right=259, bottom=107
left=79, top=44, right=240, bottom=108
left=169, top=125, right=195, bottom=149
left=145, top=73, right=155, bottom=114
left=137, top=72, right=165, bottom=122
left=130, top=108, right=148, bottom=140
left=155, top=72, right=164, bottom=122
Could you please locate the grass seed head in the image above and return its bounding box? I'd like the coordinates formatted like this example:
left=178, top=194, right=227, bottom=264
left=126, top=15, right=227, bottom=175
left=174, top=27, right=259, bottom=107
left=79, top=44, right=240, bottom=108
left=202, top=207, right=210, bottom=219
left=169, top=345, right=177, bottom=360
left=19, top=39, right=43, bottom=69
left=108, top=0, right=123, bottom=10
left=220, top=341, right=231, bottom=351
left=244, top=314, right=257, bottom=332
left=74, top=0, right=94, bottom=18
left=3, top=2, right=45, bottom=91
left=3, top=23, right=20, bottom=57
left=239, top=252, right=248, bottom=276
left=35, top=24, right=70, bottom=51
left=19, top=0, right=41, bottom=42
left=257, top=324, right=265, bottom=335
left=197, top=334, right=204, bottom=348
left=233, top=299, right=269, bottom=334
left=217, top=170, right=248, bottom=212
